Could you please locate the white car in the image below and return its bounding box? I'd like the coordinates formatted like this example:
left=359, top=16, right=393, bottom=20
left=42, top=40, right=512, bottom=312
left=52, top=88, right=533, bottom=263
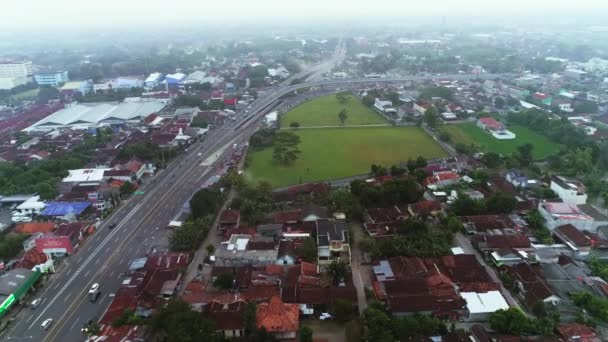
left=197, top=152, right=202, bottom=157
left=41, top=318, right=53, bottom=330
left=89, top=283, right=100, bottom=294
left=30, top=298, right=42, bottom=308
left=319, top=312, right=333, bottom=320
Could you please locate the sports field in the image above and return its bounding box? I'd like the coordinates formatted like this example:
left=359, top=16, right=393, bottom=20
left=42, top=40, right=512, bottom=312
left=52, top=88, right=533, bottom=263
left=279, top=94, right=386, bottom=127
left=246, top=127, right=447, bottom=187
left=10, top=88, right=39, bottom=102
left=441, top=123, right=560, bottom=160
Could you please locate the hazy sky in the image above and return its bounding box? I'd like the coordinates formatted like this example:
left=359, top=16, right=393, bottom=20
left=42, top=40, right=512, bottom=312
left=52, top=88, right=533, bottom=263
left=3, top=0, right=608, bottom=29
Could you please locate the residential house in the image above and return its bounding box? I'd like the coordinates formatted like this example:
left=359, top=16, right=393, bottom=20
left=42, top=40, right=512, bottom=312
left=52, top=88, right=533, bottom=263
left=214, top=234, right=278, bottom=267
left=550, top=175, right=587, bottom=205
left=408, top=200, right=443, bottom=217
left=256, top=296, right=299, bottom=340
left=556, top=323, right=602, bottom=342
left=477, top=117, right=516, bottom=139
left=219, top=209, right=241, bottom=231
left=553, top=224, right=593, bottom=259
left=316, top=219, right=350, bottom=265
left=205, top=300, right=246, bottom=339
left=374, top=98, right=396, bottom=113
left=460, top=215, right=520, bottom=235
left=538, top=202, right=608, bottom=232
left=502, top=263, right=561, bottom=308
left=505, top=169, right=529, bottom=188
left=363, top=206, right=407, bottom=237
left=472, top=234, right=532, bottom=253
left=424, top=171, right=460, bottom=189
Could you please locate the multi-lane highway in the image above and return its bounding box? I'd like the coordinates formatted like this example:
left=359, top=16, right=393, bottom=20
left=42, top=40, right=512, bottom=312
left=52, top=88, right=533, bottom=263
left=2, top=69, right=507, bottom=341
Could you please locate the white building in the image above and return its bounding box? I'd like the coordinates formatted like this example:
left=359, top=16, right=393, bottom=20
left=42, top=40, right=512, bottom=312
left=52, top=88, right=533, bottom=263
left=34, top=71, right=69, bottom=86
left=144, top=72, right=163, bottom=89
left=461, top=291, right=509, bottom=321
left=0, top=61, right=32, bottom=79
left=550, top=175, right=587, bottom=205
left=0, top=61, right=33, bottom=90
left=537, top=202, right=608, bottom=232
left=264, top=111, right=278, bottom=127
left=62, top=168, right=109, bottom=184
left=24, top=98, right=168, bottom=132
left=60, top=81, right=92, bottom=95
left=268, top=66, right=289, bottom=79
left=374, top=98, right=395, bottom=113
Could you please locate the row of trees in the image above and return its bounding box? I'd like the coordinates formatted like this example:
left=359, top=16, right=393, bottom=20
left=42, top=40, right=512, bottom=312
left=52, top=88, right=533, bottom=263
left=489, top=307, right=559, bottom=336
left=362, top=306, right=448, bottom=341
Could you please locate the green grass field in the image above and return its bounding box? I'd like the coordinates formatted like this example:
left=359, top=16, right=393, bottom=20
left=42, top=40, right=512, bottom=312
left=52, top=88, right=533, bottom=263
left=441, top=123, right=560, bottom=160
left=246, top=127, right=447, bottom=187
left=279, top=94, right=386, bottom=127
left=10, top=88, right=39, bottom=101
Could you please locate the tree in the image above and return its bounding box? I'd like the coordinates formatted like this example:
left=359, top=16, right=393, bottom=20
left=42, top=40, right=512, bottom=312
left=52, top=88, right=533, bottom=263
left=205, top=244, right=215, bottom=256
left=289, top=122, right=300, bottom=129
left=272, top=131, right=301, bottom=166
left=119, top=181, right=136, bottom=196
left=327, top=189, right=363, bottom=220
left=446, top=216, right=464, bottom=233
left=149, top=299, right=220, bottom=342
left=494, top=97, right=505, bottom=109
left=485, top=193, right=517, bottom=214
left=338, top=109, right=348, bottom=125
left=214, top=272, right=235, bottom=290
left=489, top=308, right=532, bottom=335
left=36, top=85, right=61, bottom=104
left=190, top=188, right=224, bottom=219
left=332, top=299, right=354, bottom=323
left=299, top=326, right=313, bottom=342
left=507, top=97, right=520, bottom=107
left=362, top=308, right=395, bottom=341
left=169, top=218, right=211, bottom=252
left=327, top=259, right=349, bottom=285
left=516, top=143, right=534, bottom=167
left=424, top=107, right=439, bottom=128
left=574, top=100, right=598, bottom=114
left=297, top=237, right=317, bottom=263
left=482, top=152, right=502, bottom=168
left=243, top=301, right=257, bottom=337
left=336, top=92, right=350, bottom=105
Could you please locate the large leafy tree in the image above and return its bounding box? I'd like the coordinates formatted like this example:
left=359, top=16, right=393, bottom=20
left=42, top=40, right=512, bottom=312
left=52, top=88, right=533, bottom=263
left=149, top=299, right=220, bottom=342
left=272, top=131, right=301, bottom=166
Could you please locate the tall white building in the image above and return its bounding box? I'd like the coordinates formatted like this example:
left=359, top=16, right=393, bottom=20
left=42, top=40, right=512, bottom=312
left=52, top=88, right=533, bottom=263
left=0, top=61, right=33, bottom=79
left=0, top=61, right=33, bottom=90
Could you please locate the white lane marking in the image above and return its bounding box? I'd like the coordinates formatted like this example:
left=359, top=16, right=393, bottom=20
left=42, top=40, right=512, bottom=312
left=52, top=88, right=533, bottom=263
left=84, top=270, right=91, bottom=278
left=69, top=319, right=79, bottom=331
left=28, top=202, right=144, bottom=329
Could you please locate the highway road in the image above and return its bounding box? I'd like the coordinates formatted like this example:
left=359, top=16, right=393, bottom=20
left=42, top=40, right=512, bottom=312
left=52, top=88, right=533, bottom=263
left=3, top=94, right=274, bottom=342
left=3, top=70, right=507, bottom=342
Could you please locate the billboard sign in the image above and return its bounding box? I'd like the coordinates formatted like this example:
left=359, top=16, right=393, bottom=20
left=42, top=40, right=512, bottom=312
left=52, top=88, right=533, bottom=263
left=35, top=236, right=73, bottom=254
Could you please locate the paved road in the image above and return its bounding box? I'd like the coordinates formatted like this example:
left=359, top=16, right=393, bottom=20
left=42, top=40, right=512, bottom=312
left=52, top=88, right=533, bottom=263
left=4, top=91, right=275, bottom=342
left=3, top=70, right=507, bottom=342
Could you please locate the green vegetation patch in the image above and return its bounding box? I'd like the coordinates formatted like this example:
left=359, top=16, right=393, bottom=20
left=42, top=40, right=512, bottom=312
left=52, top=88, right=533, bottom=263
left=441, top=123, right=560, bottom=160
left=246, top=127, right=447, bottom=187
left=10, top=88, right=39, bottom=101
left=280, top=94, right=386, bottom=127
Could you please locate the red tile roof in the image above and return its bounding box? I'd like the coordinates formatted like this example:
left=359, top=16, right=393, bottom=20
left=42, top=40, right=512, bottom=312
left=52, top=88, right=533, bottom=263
left=472, top=235, right=531, bottom=250
left=205, top=300, right=246, bottom=330
left=15, top=222, right=55, bottom=235
left=256, top=296, right=299, bottom=333
left=556, top=323, right=599, bottom=341
left=15, top=249, right=48, bottom=269
left=273, top=209, right=302, bottom=224
left=410, top=200, right=442, bottom=216
left=219, top=209, right=240, bottom=225
left=554, top=224, right=592, bottom=247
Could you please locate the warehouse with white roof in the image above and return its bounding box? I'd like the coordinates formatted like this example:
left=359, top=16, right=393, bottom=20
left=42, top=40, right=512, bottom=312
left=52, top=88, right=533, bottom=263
left=23, top=97, right=168, bottom=132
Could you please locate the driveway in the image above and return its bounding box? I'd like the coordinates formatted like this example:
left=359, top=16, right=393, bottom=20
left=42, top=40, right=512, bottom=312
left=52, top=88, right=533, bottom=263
left=350, top=223, right=369, bottom=314
left=303, top=319, right=345, bottom=342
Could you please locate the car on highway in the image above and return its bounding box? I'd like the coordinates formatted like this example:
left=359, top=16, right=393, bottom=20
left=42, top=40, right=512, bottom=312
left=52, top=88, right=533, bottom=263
left=108, top=223, right=117, bottom=230
left=30, top=298, right=42, bottom=308
left=197, top=152, right=202, bottom=157
left=41, top=318, right=53, bottom=330
left=89, top=283, right=101, bottom=302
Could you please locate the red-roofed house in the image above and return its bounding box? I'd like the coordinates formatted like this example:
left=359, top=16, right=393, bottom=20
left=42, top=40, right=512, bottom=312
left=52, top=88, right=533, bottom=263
left=477, top=117, right=504, bottom=131
left=256, top=296, right=299, bottom=339
left=424, top=171, right=460, bottom=188
left=219, top=209, right=241, bottom=231
left=205, top=300, right=246, bottom=338
left=223, top=97, right=238, bottom=107
left=15, top=222, right=55, bottom=235
left=408, top=200, right=443, bottom=217
left=472, top=235, right=532, bottom=252
left=273, top=209, right=303, bottom=225
left=556, top=323, right=601, bottom=342
left=553, top=224, right=592, bottom=258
